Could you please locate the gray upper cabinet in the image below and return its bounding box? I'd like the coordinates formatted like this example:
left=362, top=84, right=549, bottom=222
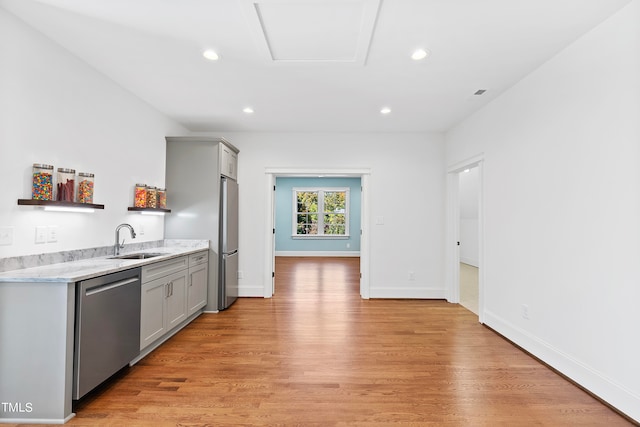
left=220, top=142, right=238, bottom=180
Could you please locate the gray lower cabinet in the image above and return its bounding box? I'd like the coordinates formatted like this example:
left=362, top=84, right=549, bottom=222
left=167, top=271, right=188, bottom=329
left=140, top=253, right=208, bottom=351
left=140, top=277, right=168, bottom=348
left=187, top=251, right=208, bottom=316
left=140, top=257, right=188, bottom=350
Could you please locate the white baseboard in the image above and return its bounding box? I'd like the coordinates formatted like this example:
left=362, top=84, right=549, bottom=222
left=275, top=251, right=360, bottom=257
left=369, top=285, right=446, bottom=299
left=237, top=283, right=445, bottom=299
left=238, top=285, right=266, bottom=297
left=483, top=310, right=640, bottom=423
left=0, top=414, right=75, bottom=424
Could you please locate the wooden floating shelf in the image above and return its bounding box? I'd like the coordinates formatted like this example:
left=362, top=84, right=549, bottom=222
left=127, top=207, right=171, bottom=213
left=17, top=199, right=105, bottom=209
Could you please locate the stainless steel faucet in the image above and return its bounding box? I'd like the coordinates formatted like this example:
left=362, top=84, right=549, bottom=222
left=114, top=223, right=136, bottom=255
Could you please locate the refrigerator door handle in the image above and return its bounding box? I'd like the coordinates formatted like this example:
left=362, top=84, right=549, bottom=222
left=223, top=249, right=238, bottom=256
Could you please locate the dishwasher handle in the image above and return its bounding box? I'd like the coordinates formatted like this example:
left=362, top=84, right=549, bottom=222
left=85, top=277, right=139, bottom=297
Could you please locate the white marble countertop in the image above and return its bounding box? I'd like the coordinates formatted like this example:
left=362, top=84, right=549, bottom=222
left=0, top=240, right=209, bottom=283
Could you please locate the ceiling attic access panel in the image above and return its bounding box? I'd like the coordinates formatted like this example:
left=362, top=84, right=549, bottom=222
left=242, top=0, right=381, bottom=64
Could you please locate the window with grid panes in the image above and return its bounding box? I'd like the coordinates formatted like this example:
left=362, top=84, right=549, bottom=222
left=293, top=188, right=349, bottom=238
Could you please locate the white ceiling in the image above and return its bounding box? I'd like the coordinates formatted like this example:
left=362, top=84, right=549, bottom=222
left=0, top=0, right=632, bottom=133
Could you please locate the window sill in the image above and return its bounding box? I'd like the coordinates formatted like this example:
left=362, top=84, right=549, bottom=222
left=292, top=235, right=350, bottom=240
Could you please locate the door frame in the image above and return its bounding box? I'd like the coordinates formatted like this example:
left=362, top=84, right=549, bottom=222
left=446, top=154, right=484, bottom=323
left=264, top=168, right=371, bottom=299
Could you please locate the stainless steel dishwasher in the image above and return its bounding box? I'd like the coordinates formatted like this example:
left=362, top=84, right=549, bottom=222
left=73, top=267, right=141, bottom=399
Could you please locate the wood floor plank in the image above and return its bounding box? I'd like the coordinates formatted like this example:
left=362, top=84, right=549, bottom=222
left=14, top=256, right=634, bottom=426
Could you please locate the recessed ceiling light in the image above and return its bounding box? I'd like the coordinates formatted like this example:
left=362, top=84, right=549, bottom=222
left=202, top=49, right=220, bottom=61
left=411, top=48, right=430, bottom=61
left=380, top=107, right=391, bottom=115
left=243, top=107, right=254, bottom=114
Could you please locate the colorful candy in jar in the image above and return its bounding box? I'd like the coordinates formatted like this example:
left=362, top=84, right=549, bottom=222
left=157, top=188, right=167, bottom=209
left=134, top=184, right=146, bottom=208
left=77, top=173, right=94, bottom=203
left=146, top=186, right=157, bottom=208
left=32, top=164, right=53, bottom=200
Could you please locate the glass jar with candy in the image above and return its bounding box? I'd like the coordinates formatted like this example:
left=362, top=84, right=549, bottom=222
left=56, top=168, right=76, bottom=202
left=77, top=173, right=94, bottom=203
left=32, top=163, right=54, bottom=200
left=157, top=188, right=167, bottom=209
left=146, top=186, right=157, bottom=208
left=134, top=184, right=147, bottom=207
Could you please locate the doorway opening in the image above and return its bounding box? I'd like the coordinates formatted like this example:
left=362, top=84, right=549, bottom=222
left=446, top=155, right=484, bottom=322
left=264, top=168, right=371, bottom=300
left=458, top=165, right=480, bottom=315
left=459, top=262, right=479, bottom=315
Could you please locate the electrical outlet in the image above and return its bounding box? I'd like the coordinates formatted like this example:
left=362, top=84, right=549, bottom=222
left=0, top=226, right=13, bottom=245
left=138, top=224, right=145, bottom=235
left=237, top=271, right=244, bottom=279
left=521, top=304, right=529, bottom=320
left=408, top=271, right=415, bottom=281
left=47, top=226, right=58, bottom=243
left=346, top=243, right=350, bottom=248
left=35, top=226, right=47, bottom=244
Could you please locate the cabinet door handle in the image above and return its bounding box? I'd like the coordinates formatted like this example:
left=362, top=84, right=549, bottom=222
left=170, top=281, right=174, bottom=297
left=165, top=283, right=170, bottom=298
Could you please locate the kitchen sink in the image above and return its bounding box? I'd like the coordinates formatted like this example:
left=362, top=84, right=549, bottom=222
left=109, top=252, right=165, bottom=260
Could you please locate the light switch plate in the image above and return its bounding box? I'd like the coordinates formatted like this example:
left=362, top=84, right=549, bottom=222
left=47, top=226, right=58, bottom=243
left=0, top=226, right=13, bottom=245
left=35, top=226, right=47, bottom=244
left=375, top=216, right=384, bottom=225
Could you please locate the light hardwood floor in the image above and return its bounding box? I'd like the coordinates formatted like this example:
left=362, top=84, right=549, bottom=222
left=24, top=257, right=633, bottom=426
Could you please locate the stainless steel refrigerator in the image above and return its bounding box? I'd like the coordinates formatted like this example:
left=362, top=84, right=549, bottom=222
left=219, top=176, right=238, bottom=310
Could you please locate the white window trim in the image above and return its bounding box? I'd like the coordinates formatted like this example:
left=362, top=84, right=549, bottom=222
left=292, top=187, right=350, bottom=238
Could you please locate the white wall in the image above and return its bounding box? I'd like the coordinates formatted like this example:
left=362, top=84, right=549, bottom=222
left=445, top=1, right=640, bottom=421
left=0, top=8, right=187, bottom=258
left=458, top=167, right=479, bottom=266
left=202, top=132, right=446, bottom=299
